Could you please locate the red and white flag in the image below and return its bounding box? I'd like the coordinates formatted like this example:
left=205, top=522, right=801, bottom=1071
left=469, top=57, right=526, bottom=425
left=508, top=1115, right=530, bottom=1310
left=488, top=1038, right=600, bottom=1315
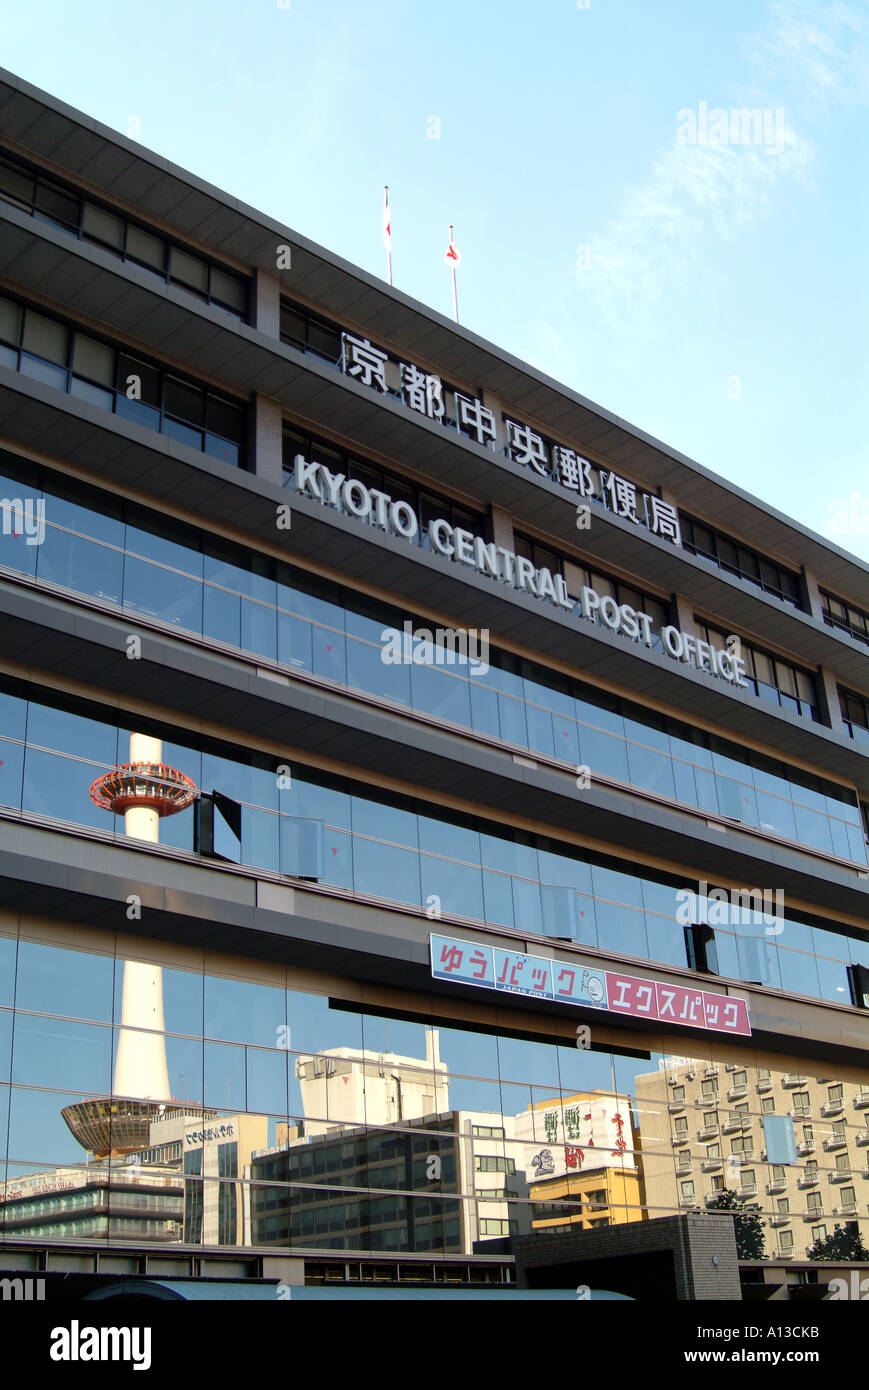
left=444, top=229, right=461, bottom=266
left=382, top=186, right=391, bottom=252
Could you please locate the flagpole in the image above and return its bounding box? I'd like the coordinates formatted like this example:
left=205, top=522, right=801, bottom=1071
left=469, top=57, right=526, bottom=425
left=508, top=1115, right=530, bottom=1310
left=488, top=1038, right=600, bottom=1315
left=448, top=223, right=458, bottom=323
left=384, top=185, right=392, bottom=286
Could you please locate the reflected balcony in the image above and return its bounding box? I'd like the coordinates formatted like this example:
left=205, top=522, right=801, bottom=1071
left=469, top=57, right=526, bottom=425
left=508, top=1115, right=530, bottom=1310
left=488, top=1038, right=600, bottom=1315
left=833, top=1201, right=858, bottom=1217
left=695, top=1095, right=719, bottom=1109
left=755, top=1077, right=773, bottom=1095
left=796, top=1140, right=815, bottom=1156
left=828, top=1169, right=853, bottom=1184
left=672, top=1132, right=690, bottom=1147
left=802, top=1209, right=825, bottom=1222
left=722, top=1114, right=751, bottom=1135
left=696, top=1123, right=719, bottom=1141
left=737, top=1184, right=758, bottom=1199
left=701, top=1158, right=723, bottom=1173
left=782, top=1074, right=807, bottom=1088
left=668, top=1101, right=686, bottom=1115
left=727, top=1085, right=749, bottom=1102
left=823, top=1134, right=848, bottom=1152
left=765, top=1177, right=788, bottom=1194
left=797, top=1172, right=820, bottom=1189
left=853, top=1091, right=869, bottom=1111
left=855, top=1131, right=869, bottom=1148
left=769, top=1213, right=791, bottom=1227
left=820, top=1099, right=845, bottom=1118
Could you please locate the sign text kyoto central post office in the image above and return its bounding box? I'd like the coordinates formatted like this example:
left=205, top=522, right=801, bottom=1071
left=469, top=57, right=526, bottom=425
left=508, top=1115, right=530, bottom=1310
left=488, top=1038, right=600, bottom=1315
left=292, top=455, right=751, bottom=691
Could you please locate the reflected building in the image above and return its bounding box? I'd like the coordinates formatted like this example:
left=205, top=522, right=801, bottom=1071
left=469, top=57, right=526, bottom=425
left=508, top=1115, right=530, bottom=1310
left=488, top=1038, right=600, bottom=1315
left=0, top=70, right=867, bottom=1296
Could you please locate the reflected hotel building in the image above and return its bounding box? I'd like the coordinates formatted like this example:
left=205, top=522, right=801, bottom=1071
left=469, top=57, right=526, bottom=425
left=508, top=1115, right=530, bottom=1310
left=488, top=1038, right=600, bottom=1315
left=0, top=70, right=867, bottom=1297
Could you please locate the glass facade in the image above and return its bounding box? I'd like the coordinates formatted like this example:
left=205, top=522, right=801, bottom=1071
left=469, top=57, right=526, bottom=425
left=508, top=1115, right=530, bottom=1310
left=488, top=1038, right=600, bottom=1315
left=0, top=293, right=246, bottom=467
left=0, top=460, right=863, bottom=867
left=0, top=677, right=867, bottom=1006
left=1, top=931, right=867, bottom=1259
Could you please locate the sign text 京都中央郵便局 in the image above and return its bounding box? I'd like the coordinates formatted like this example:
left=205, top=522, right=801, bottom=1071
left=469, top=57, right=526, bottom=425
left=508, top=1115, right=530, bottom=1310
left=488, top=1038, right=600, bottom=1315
left=339, top=332, right=682, bottom=547
left=292, top=456, right=750, bottom=690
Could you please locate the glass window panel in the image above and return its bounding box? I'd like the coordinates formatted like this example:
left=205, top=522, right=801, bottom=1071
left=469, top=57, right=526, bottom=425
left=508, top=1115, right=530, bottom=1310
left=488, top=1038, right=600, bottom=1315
left=19, top=354, right=67, bottom=389
left=0, top=160, right=34, bottom=207
left=522, top=702, right=553, bottom=758
left=246, top=1047, right=289, bottom=1115
left=775, top=945, right=821, bottom=998
left=169, top=247, right=208, bottom=292
left=204, top=1041, right=246, bottom=1113
left=353, top=837, right=420, bottom=906
left=810, top=926, right=852, bottom=963
left=814, top=956, right=851, bottom=1004
left=497, top=691, right=527, bottom=746
left=537, top=849, right=591, bottom=894
left=0, top=522, right=37, bottom=576
left=469, top=679, right=500, bottom=738
left=594, top=902, right=648, bottom=959
left=417, top=816, right=479, bottom=863
left=15, top=941, right=114, bottom=1022
left=25, top=701, right=116, bottom=764
left=582, top=725, right=629, bottom=782
left=72, top=333, right=114, bottom=387
left=34, top=180, right=79, bottom=228
left=591, top=865, right=644, bottom=908
left=482, top=870, right=514, bottom=927
left=755, top=790, right=797, bottom=840
left=69, top=376, right=114, bottom=410
left=240, top=597, right=276, bottom=660
left=793, top=803, right=833, bottom=854
left=0, top=296, right=22, bottom=346
left=6, top=1088, right=89, bottom=1166
left=124, top=224, right=166, bottom=271
left=12, top=1015, right=112, bottom=1091
left=205, top=976, right=286, bottom=1048
left=645, top=913, right=689, bottom=967
left=123, top=556, right=203, bottom=631
left=512, top=876, right=544, bottom=933
left=114, top=394, right=161, bottom=432
left=162, top=417, right=202, bottom=451
left=497, top=1035, right=560, bottom=1089
left=411, top=663, right=471, bottom=726
left=210, top=269, right=246, bottom=313
left=37, top=528, right=123, bottom=604
left=206, top=395, right=245, bottom=443
left=420, top=855, right=483, bottom=920
left=346, top=634, right=410, bottom=703
left=21, top=311, right=68, bottom=366
left=204, top=583, right=241, bottom=647
left=480, top=833, right=537, bottom=878
left=204, top=432, right=240, bottom=467
left=164, top=376, right=206, bottom=427
left=0, top=690, right=27, bottom=740
left=241, top=806, right=280, bottom=872
left=626, top=742, right=676, bottom=798
left=716, top=776, right=758, bottom=826
left=312, top=626, right=346, bottom=682
left=315, top=822, right=353, bottom=889
left=81, top=201, right=123, bottom=248
left=116, top=354, right=161, bottom=406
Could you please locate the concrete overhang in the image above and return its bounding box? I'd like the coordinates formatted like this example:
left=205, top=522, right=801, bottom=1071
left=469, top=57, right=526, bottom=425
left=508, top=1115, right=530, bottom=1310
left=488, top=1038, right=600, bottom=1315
left=1, top=201, right=868, bottom=690
left=1, top=580, right=868, bottom=922
left=0, top=820, right=865, bottom=1068
left=0, top=66, right=867, bottom=607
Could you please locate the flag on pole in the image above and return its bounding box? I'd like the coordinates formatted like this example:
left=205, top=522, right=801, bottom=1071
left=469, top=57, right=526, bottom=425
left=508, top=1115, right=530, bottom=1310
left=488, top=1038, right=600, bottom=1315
left=445, top=225, right=460, bottom=323
left=382, top=186, right=392, bottom=285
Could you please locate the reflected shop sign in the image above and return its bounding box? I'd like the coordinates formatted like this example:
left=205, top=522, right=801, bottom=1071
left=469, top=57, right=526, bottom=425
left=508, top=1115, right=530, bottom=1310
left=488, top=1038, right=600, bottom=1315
left=430, top=934, right=752, bottom=1037
left=293, top=457, right=750, bottom=689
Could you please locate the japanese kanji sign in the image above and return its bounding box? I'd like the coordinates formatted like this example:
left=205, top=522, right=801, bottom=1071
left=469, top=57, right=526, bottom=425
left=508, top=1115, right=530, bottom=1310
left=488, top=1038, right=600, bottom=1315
left=430, top=934, right=751, bottom=1036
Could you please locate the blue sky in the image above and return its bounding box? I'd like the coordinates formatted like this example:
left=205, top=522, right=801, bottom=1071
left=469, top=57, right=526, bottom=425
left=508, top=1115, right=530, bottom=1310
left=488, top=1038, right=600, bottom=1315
left=2, top=0, right=867, bottom=562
